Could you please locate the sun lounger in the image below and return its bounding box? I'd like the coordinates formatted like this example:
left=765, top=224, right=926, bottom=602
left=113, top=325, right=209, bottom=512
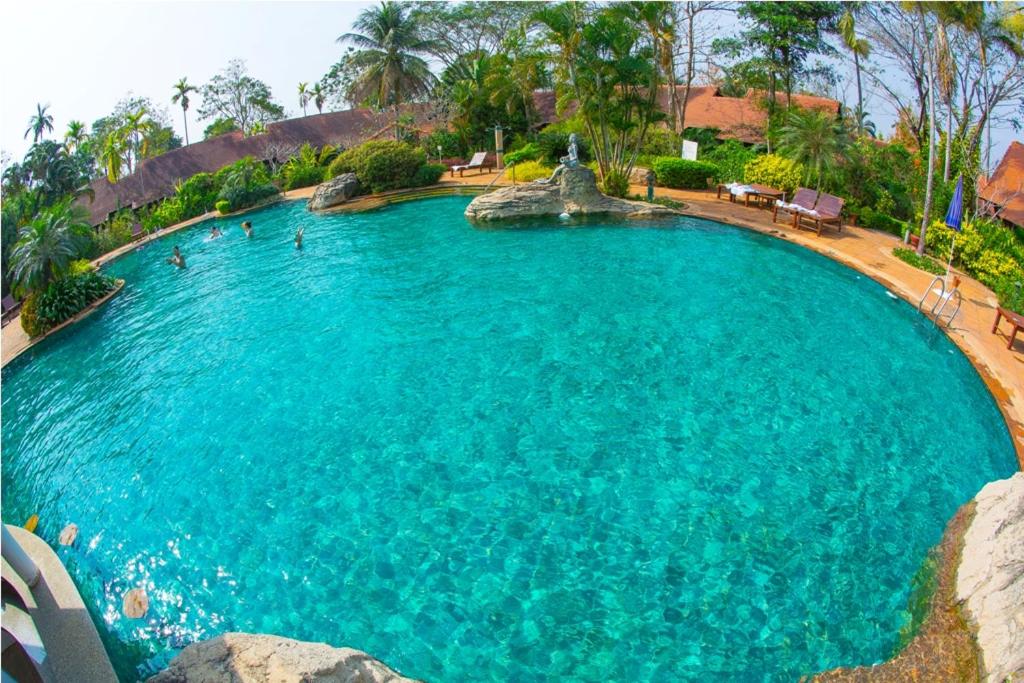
left=796, top=192, right=845, bottom=236
left=772, top=188, right=818, bottom=227
left=131, top=223, right=145, bottom=241
left=450, top=152, right=493, bottom=177
left=2, top=294, right=20, bottom=326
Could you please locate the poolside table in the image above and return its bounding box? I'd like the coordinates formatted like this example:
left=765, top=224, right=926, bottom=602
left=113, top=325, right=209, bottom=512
left=716, top=183, right=785, bottom=208
left=992, top=306, right=1024, bottom=350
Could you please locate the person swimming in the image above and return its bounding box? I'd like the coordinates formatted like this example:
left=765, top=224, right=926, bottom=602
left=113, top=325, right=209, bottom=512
left=295, top=227, right=304, bottom=249
left=209, top=226, right=223, bottom=239
left=166, top=245, right=186, bottom=268
left=241, top=221, right=253, bottom=238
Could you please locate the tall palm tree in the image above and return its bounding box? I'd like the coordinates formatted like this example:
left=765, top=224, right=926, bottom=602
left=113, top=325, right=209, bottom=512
left=838, top=8, right=870, bottom=137
left=99, top=130, right=129, bottom=183
left=312, top=83, right=326, bottom=114
left=778, top=109, right=850, bottom=193
left=915, top=2, right=938, bottom=256
left=171, top=78, right=197, bottom=145
left=298, top=82, right=310, bottom=116
left=337, top=1, right=437, bottom=138
left=10, top=201, right=91, bottom=295
left=24, top=103, right=54, bottom=143
left=63, top=120, right=87, bottom=153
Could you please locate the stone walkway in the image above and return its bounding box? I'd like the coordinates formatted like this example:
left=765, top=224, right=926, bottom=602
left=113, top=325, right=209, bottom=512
left=3, top=178, right=1021, bottom=464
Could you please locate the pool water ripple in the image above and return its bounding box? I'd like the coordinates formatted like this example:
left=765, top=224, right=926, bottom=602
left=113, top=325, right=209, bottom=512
left=1, top=196, right=1014, bottom=681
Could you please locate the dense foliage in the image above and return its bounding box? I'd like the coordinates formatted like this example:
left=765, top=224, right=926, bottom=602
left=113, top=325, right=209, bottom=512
left=26, top=266, right=116, bottom=337
left=701, top=140, right=757, bottom=184
left=651, top=158, right=718, bottom=190
left=742, top=154, right=804, bottom=195
left=328, top=140, right=433, bottom=193
left=215, top=157, right=279, bottom=212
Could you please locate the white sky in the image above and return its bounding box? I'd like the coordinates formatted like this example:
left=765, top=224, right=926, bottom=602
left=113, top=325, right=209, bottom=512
left=0, top=0, right=1019, bottom=169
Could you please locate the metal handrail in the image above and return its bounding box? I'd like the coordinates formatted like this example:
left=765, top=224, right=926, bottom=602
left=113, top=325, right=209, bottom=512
left=918, top=275, right=945, bottom=312
left=917, top=275, right=962, bottom=327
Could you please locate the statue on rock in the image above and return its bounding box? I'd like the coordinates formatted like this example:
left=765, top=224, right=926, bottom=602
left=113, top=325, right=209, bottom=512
left=543, top=133, right=583, bottom=184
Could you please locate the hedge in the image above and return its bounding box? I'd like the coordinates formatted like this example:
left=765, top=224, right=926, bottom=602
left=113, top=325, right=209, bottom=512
left=651, top=158, right=718, bottom=189
left=329, top=140, right=428, bottom=193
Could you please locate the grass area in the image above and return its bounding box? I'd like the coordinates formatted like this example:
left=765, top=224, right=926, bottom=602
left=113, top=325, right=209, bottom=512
left=893, top=247, right=947, bottom=276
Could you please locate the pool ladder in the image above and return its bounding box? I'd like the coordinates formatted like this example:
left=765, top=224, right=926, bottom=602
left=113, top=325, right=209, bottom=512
left=917, top=275, right=962, bottom=328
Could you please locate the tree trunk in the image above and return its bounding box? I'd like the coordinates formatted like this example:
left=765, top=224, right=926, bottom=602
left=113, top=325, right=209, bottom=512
left=854, top=50, right=864, bottom=136
left=918, top=13, right=936, bottom=256
left=182, top=108, right=190, bottom=146
left=943, top=98, right=952, bottom=182
left=678, top=11, right=696, bottom=134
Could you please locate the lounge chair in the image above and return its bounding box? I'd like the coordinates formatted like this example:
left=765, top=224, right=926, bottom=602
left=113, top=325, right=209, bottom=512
left=772, top=188, right=818, bottom=227
left=131, top=222, right=146, bottom=241
left=796, top=192, right=845, bottom=236
left=450, top=152, right=493, bottom=177
left=2, top=294, right=20, bottom=326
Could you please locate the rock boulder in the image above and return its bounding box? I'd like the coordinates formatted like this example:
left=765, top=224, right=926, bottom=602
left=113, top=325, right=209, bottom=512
left=956, top=472, right=1024, bottom=682
left=464, top=166, right=678, bottom=221
left=147, top=633, right=419, bottom=683
left=308, top=173, right=359, bottom=211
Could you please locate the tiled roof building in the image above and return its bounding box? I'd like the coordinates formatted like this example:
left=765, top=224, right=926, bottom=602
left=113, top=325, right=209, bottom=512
left=977, top=141, right=1024, bottom=229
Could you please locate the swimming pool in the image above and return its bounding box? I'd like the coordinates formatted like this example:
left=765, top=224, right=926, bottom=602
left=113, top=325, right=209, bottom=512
left=1, top=196, right=1015, bottom=681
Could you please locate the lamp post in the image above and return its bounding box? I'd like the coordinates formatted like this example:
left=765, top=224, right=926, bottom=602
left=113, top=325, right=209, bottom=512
left=437, top=145, right=442, bottom=165
left=494, top=124, right=504, bottom=170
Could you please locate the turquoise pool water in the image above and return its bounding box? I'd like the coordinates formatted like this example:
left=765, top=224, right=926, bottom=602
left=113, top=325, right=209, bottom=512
left=1, top=196, right=1015, bottom=681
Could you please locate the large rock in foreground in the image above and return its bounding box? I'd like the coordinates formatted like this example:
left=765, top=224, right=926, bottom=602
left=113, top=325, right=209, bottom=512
left=147, top=633, right=419, bottom=683
left=956, top=472, right=1024, bottom=682
left=308, top=173, right=359, bottom=211
left=464, top=166, right=677, bottom=221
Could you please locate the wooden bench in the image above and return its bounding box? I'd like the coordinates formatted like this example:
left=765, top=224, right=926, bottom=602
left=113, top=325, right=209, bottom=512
left=992, top=306, right=1024, bottom=350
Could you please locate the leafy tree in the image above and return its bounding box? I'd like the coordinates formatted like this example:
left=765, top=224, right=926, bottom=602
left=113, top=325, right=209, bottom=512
left=171, top=78, right=197, bottom=145
left=409, top=1, right=543, bottom=68
left=88, top=96, right=181, bottom=180
left=10, top=200, right=92, bottom=294
left=63, top=121, right=88, bottom=154
left=777, top=108, right=849, bottom=192
left=197, top=60, right=285, bottom=135
left=733, top=2, right=842, bottom=112
left=337, top=1, right=437, bottom=137
left=24, top=103, right=54, bottom=143
left=204, top=117, right=240, bottom=139
left=535, top=2, right=665, bottom=195
left=485, top=27, right=551, bottom=132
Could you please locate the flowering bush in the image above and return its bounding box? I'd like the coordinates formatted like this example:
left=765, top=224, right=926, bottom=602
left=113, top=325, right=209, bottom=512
left=743, top=154, right=804, bottom=194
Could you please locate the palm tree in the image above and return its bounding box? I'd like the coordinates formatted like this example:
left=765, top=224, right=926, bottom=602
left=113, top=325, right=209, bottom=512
left=171, top=78, right=197, bottom=145
left=99, top=130, right=128, bottom=183
left=298, top=82, right=310, bottom=116
left=778, top=109, right=850, bottom=193
left=10, top=201, right=91, bottom=295
left=838, top=8, right=870, bottom=137
left=337, top=1, right=437, bottom=138
left=312, top=83, right=326, bottom=114
left=24, top=103, right=54, bottom=143
left=63, top=121, right=88, bottom=154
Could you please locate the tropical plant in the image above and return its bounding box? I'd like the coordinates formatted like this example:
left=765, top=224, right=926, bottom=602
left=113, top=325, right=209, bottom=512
left=701, top=140, right=757, bottom=184
left=204, top=117, right=240, bottom=139
left=172, top=78, right=198, bottom=145
left=298, top=81, right=310, bottom=116
left=777, top=108, right=850, bottom=192
left=328, top=139, right=429, bottom=193
left=279, top=144, right=326, bottom=190
left=743, top=154, right=804, bottom=194
left=838, top=7, right=870, bottom=137
left=10, top=201, right=92, bottom=294
left=311, top=83, right=326, bottom=114
left=651, top=158, right=719, bottom=189
left=31, top=268, right=116, bottom=335
left=215, top=157, right=278, bottom=211
left=24, top=103, right=54, bottom=143
left=63, top=121, right=88, bottom=154
left=508, top=160, right=555, bottom=182
left=337, top=1, right=437, bottom=137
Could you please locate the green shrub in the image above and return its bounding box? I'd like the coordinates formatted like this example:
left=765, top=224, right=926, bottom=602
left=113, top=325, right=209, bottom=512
left=509, top=161, right=555, bottom=182
left=216, top=157, right=278, bottom=211
left=280, top=144, right=327, bottom=190
left=681, top=127, right=722, bottom=152
left=602, top=170, right=630, bottom=197
left=925, top=219, right=1024, bottom=290
left=215, top=200, right=231, bottom=215
left=422, top=130, right=463, bottom=159
left=27, top=270, right=116, bottom=336
left=638, top=128, right=680, bottom=158
left=504, top=143, right=542, bottom=167
left=143, top=198, right=184, bottom=232
left=536, top=132, right=591, bottom=166
left=328, top=140, right=428, bottom=193
left=651, top=157, right=718, bottom=189
left=94, top=213, right=135, bottom=255
left=859, top=207, right=907, bottom=237
left=994, top=275, right=1024, bottom=315
left=743, top=154, right=804, bottom=194
left=67, top=259, right=95, bottom=277
left=20, top=292, right=42, bottom=337
left=893, top=247, right=947, bottom=276
left=175, top=172, right=221, bottom=217
left=412, top=163, right=446, bottom=187
left=701, top=140, right=756, bottom=183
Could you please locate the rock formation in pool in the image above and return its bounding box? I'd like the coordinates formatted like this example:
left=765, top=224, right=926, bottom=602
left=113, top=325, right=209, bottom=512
left=464, top=165, right=678, bottom=221
left=812, top=471, right=1023, bottom=682
left=147, top=633, right=419, bottom=683
left=308, top=173, right=359, bottom=211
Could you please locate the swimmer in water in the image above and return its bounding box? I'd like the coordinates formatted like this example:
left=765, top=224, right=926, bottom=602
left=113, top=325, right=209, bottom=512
left=295, top=227, right=304, bottom=250
left=166, top=245, right=186, bottom=268
left=210, top=226, right=223, bottom=239
left=241, top=221, right=253, bottom=238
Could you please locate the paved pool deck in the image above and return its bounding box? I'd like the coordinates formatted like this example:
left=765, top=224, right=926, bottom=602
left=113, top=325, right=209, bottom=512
left=2, top=179, right=1021, bottom=465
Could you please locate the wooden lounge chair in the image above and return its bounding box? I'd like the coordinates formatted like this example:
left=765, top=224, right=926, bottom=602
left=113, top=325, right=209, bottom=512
left=450, top=152, right=493, bottom=177
left=2, top=294, right=20, bottom=326
left=131, top=222, right=145, bottom=241
left=772, top=188, right=818, bottom=227
left=797, top=192, right=845, bottom=236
